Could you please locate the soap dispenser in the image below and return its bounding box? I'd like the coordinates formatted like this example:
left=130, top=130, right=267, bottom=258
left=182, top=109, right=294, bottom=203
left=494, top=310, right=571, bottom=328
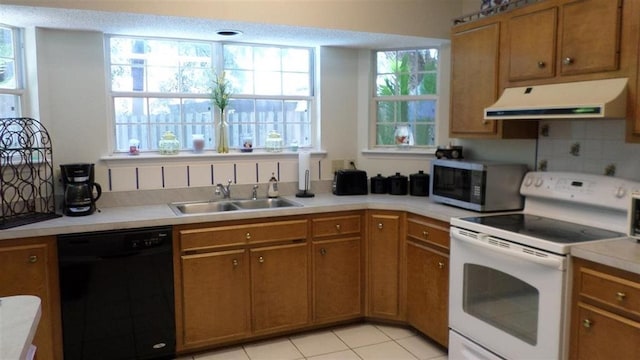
left=268, top=172, right=279, bottom=198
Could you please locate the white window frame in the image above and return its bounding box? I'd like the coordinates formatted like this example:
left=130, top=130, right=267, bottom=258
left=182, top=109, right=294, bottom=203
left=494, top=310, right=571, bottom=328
left=0, top=24, right=25, bottom=118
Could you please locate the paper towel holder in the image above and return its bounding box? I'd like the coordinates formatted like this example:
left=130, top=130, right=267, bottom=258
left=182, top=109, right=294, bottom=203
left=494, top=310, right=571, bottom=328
left=296, top=169, right=315, bottom=198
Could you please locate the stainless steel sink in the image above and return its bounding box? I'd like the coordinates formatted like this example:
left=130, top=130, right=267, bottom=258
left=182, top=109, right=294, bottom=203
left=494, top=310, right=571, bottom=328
left=169, top=198, right=303, bottom=215
left=169, top=200, right=239, bottom=215
left=233, top=198, right=303, bottom=210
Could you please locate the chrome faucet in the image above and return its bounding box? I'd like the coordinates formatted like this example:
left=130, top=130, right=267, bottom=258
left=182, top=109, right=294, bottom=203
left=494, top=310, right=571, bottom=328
left=251, top=184, right=259, bottom=200
left=215, top=179, right=233, bottom=199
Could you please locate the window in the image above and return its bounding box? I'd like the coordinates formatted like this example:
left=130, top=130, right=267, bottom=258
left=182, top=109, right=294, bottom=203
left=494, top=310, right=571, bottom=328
left=374, top=48, right=439, bottom=148
left=108, top=36, right=314, bottom=153
left=0, top=25, right=23, bottom=118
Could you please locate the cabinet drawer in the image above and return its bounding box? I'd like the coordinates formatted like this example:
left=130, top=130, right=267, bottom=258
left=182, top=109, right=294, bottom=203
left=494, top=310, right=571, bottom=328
left=579, top=267, right=640, bottom=316
left=180, top=219, right=308, bottom=251
left=407, top=217, right=449, bottom=250
left=312, top=215, right=361, bottom=239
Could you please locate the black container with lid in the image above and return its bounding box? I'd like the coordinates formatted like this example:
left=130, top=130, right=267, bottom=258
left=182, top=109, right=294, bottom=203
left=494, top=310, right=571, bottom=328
left=370, top=174, right=388, bottom=194
left=409, top=170, right=430, bottom=196
left=388, top=172, right=408, bottom=195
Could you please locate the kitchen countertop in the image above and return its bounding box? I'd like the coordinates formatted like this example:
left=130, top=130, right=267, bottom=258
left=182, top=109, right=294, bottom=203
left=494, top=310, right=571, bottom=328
left=571, top=237, right=640, bottom=275
left=0, top=295, right=41, bottom=360
left=0, top=193, right=477, bottom=241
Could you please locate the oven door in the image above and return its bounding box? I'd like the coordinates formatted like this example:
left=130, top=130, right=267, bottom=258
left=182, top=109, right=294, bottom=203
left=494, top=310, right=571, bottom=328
left=449, top=226, right=567, bottom=360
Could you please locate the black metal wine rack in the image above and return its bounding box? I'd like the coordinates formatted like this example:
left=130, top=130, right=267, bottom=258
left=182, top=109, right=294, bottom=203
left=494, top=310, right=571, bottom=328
left=1, top=117, right=60, bottom=229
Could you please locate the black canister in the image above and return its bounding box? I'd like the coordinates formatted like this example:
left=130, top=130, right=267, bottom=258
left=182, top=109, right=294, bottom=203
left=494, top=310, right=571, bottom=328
left=388, top=172, right=408, bottom=195
left=370, top=174, right=388, bottom=194
left=409, top=170, right=430, bottom=196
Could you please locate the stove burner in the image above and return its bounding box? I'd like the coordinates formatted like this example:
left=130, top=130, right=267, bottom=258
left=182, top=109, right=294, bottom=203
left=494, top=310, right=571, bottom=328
left=462, top=214, right=623, bottom=244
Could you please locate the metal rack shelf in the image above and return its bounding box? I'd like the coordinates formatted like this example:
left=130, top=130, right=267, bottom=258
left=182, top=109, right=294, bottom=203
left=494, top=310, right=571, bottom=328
left=1, top=117, right=60, bottom=229
left=453, top=0, right=542, bottom=25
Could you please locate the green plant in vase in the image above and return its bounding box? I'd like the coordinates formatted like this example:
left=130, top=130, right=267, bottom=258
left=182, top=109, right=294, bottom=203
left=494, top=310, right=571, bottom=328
left=210, top=72, right=231, bottom=153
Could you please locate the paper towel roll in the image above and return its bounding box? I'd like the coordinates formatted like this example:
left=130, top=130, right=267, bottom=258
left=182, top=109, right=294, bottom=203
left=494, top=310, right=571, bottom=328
left=298, top=151, right=311, bottom=191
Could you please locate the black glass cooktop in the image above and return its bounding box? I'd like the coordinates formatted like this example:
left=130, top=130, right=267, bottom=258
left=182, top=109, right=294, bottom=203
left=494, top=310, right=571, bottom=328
left=461, top=214, right=623, bottom=244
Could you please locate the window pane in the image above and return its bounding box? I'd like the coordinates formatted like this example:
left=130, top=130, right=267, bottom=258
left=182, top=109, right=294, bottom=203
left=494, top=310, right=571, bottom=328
left=0, top=93, right=19, bottom=117
left=224, top=44, right=253, bottom=70
left=282, top=48, right=309, bottom=72
left=255, top=71, right=281, bottom=95
left=0, top=27, right=16, bottom=90
left=283, top=72, right=309, bottom=96
left=376, top=124, right=396, bottom=146
left=254, top=47, right=281, bottom=71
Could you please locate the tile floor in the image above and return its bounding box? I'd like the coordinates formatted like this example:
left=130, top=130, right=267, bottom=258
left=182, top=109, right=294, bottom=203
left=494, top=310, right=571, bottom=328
left=177, top=323, right=448, bottom=360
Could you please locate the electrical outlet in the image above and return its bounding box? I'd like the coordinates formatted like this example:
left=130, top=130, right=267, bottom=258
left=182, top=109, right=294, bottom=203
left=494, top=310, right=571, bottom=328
left=332, top=160, right=344, bottom=173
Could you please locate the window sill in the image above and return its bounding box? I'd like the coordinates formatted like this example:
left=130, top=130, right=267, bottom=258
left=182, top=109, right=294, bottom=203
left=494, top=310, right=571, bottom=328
left=361, top=147, right=437, bottom=158
left=100, top=149, right=327, bottom=166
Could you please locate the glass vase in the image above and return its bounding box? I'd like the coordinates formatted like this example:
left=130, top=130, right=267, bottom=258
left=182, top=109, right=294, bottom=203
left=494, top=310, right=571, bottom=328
left=216, top=109, right=229, bottom=153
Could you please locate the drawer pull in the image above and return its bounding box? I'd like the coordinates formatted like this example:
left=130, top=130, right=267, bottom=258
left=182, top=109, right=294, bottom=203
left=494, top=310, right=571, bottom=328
left=537, top=61, right=546, bottom=68
left=232, top=259, right=239, bottom=267
left=320, top=248, right=327, bottom=256
left=28, top=255, right=38, bottom=263
left=616, top=292, right=627, bottom=301
left=423, top=230, right=429, bottom=239
left=245, top=232, right=251, bottom=240
left=335, top=224, right=341, bottom=232
left=438, top=262, right=445, bottom=269
left=378, top=223, right=384, bottom=230
left=583, top=319, right=593, bottom=328
left=563, top=57, right=574, bottom=65
left=258, top=256, right=264, bottom=263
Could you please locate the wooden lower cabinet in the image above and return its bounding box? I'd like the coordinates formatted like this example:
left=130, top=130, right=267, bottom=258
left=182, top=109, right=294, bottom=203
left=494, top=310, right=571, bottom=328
left=180, top=249, right=251, bottom=348
left=570, top=258, right=640, bottom=359
left=367, top=211, right=404, bottom=320
left=0, top=236, right=63, bottom=360
left=405, top=215, right=450, bottom=347
left=251, top=243, right=309, bottom=333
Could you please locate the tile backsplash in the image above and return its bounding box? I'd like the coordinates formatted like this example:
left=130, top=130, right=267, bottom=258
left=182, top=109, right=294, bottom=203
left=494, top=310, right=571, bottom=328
left=537, top=119, right=640, bottom=181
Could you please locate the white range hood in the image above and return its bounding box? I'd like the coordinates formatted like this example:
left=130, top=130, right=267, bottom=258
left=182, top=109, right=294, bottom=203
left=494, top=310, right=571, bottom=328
left=484, top=78, right=628, bottom=120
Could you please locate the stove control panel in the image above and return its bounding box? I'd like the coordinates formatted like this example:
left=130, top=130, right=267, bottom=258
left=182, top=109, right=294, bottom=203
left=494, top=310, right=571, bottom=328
left=521, top=172, right=640, bottom=211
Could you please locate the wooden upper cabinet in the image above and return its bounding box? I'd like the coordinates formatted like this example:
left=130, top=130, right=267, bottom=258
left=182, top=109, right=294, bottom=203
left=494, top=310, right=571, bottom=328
left=450, top=22, right=500, bottom=137
left=559, top=0, right=621, bottom=76
left=507, top=7, right=557, bottom=81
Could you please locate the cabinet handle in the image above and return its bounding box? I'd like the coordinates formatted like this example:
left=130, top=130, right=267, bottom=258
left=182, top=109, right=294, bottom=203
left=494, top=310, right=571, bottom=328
left=537, top=61, right=546, bottom=68
left=616, top=292, right=627, bottom=301
left=335, top=224, right=341, bottom=232
left=28, top=255, right=38, bottom=263
left=378, top=223, right=384, bottom=230
left=258, top=256, right=264, bottom=263
left=438, top=262, right=445, bottom=269
left=423, top=230, right=429, bottom=239
left=563, top=57, right=574, bottom=65
left=232, top=259, right=239, bottom=267
left=582, top=319, right=593, bottom=328
left=320, top=248, right=327, bottom=256
left=245, top=232, right=251, bottom=240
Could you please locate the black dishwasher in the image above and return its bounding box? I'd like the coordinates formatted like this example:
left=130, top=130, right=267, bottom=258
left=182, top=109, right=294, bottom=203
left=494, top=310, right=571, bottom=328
left=58, top=226, right=175, bottom=360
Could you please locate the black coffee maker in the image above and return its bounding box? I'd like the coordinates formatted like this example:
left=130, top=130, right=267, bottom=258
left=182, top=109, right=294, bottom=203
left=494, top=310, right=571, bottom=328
left=60, top=163, right=102, bottom=216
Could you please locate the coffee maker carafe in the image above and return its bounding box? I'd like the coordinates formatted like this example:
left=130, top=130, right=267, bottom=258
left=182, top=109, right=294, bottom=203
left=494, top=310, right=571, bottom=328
left=60, top=163, right=102, bottom=216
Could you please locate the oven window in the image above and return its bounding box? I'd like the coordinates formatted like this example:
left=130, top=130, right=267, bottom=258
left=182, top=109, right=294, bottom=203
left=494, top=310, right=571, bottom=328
left=463, top=264, right=539, bottom=345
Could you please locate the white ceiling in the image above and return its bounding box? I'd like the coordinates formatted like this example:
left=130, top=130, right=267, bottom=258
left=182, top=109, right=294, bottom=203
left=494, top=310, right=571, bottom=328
left=0, top=4, right=448, bottom=48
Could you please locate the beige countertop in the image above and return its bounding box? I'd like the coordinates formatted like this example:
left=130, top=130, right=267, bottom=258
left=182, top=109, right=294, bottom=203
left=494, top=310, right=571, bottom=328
left=571, top=237, right=640, bottom=275
left=0, top=295, right=41, bottom=360
left=0, top=194, right=477, bottom=241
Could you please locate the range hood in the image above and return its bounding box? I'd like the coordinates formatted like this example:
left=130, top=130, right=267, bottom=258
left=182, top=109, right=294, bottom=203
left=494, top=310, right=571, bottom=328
left=484, top=78, right=628, bottom=120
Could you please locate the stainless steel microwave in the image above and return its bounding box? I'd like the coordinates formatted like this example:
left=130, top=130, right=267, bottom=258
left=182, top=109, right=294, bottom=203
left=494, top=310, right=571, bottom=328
left=430, top=159, right=527, bottom=212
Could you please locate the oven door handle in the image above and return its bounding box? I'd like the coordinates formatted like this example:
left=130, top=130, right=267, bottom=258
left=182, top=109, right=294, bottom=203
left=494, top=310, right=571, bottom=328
left=452, top=229, right=565, bottom=270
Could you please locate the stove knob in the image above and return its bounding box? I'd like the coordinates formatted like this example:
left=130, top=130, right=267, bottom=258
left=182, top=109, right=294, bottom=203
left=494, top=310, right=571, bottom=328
left=523, top=177, right=534, bottom=187
left=614, top=186, right=627, bottom=198
left=534, top=178, right=544, bottom=187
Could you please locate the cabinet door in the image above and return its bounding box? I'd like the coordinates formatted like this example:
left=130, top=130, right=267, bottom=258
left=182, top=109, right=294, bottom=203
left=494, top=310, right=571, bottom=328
left=507, top=7, right=557, bottom=81
left=559, top=0, right=621, bottom=76
left=180, top=249, right=250, bottom=348
left=406, top=242, right=449, bottom=347
left=450, top=23, right=499, bottom=136
left=570, top=303, right=640, bottom=360
left=0, top=238, right=61, bottom=360
left=368, top=212, right=402, bottom=319
left=313, top=238, right=362, bottom=323
left=251, top=243, right=309, bottom=333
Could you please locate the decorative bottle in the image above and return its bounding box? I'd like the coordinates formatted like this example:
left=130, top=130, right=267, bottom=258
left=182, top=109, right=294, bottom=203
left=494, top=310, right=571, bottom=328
left=268, top=173, right=279, bottom=198
left=216, top=109, right=229, bottom=153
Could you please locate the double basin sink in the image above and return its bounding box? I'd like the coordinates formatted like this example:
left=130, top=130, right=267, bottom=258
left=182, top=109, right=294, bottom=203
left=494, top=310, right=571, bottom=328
left=169, top=198, right=303, bottom=215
